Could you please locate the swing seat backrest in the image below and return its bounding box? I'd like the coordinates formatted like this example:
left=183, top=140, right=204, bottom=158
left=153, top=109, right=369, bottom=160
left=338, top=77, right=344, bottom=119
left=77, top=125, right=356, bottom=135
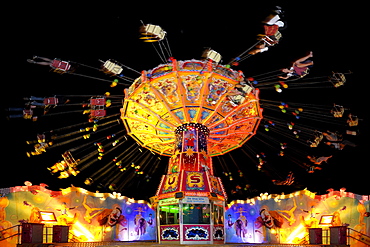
left=90, top=98, right=106, bottom=106
left=102, top=60, right=123, bottom=75
left=51, top=59, right=71, bottom=72
left=264, top=25, right=279, bottom=36
left=91, top=109, right=106, bottom=117
left=44, top=97, right=58, bottom=105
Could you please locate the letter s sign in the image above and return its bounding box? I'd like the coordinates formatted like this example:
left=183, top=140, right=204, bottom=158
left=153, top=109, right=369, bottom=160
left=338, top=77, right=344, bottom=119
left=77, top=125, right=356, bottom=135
left=189, top=175, right=201, bottom=183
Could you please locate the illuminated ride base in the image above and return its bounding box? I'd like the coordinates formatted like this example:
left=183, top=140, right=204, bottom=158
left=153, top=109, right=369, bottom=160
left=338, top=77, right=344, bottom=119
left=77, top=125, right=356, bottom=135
left=121, top=58, right=262, bottom=244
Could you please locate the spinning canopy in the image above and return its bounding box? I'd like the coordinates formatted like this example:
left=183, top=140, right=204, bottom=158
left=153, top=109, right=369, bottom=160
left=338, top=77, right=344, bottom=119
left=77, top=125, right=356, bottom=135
left=121, top=58, right=263, bottom=157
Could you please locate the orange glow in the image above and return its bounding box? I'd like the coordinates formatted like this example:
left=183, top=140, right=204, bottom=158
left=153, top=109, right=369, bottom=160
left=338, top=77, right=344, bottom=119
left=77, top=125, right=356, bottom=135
left=286, top=224, right=306, bottom=243
left=72, top=221, right=96, bottom=241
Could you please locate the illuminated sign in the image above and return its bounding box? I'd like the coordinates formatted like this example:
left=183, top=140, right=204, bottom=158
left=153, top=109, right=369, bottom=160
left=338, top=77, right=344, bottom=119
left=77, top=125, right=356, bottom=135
left=182, top=196, right=209, bottom=204
left=162, top=173, right=179, bottom=193
left=184, top=191, right=208, bottom=197
left=158, top=193, right=175, bottom=199
left=159, top=198, right=180, bottom=206
left=186, top=172, right=205, bottom=190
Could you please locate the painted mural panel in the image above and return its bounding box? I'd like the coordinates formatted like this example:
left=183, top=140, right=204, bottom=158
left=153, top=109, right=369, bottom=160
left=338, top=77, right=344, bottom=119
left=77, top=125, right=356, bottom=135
left=160, top=225, right=180, bottom=241
left=183, top=224, right=210, bottom=241
left=225, top=189, right=370, bottom=245
left=0, top=184, right=156, bottom=246
left=1, top=184, right=369, bottom=246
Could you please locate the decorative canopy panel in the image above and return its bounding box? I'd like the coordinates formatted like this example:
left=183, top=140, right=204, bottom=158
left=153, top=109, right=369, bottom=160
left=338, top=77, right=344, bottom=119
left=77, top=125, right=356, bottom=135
left=121, top=59, right=263, bottom=157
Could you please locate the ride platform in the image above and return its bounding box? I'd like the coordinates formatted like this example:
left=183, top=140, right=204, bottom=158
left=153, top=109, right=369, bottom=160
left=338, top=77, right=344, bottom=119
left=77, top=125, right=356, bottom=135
left=18, top=242, right=333, bottom=247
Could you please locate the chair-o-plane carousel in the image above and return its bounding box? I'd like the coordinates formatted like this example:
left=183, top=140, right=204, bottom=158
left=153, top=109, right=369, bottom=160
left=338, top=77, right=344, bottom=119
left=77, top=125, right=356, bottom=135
left=22, top=14, right=361, bottom=244
left=121, top=51, right=262, bottom=243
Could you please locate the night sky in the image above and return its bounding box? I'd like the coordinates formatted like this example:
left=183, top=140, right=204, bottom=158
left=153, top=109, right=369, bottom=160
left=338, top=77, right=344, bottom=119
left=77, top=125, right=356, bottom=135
left=3, top=3, right=368, bottom=201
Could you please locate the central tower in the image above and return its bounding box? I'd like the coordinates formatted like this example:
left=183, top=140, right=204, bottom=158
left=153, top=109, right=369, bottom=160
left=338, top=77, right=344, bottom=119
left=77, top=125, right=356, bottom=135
left=121, top=57, right=262, bottom=244
left=155, top=123, right=226, bottom=244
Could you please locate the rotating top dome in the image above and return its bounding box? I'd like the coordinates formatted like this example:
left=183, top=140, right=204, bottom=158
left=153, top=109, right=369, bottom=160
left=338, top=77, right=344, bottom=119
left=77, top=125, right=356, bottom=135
left=121, top=57, right=262, bottom=157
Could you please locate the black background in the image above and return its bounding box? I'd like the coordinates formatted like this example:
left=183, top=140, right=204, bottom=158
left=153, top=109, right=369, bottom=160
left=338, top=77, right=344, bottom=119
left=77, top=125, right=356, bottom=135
left=2, top=2, right=368, bottom=200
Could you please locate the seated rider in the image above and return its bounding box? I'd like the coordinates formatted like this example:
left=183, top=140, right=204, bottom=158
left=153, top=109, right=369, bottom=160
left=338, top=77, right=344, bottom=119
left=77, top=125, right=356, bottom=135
left=27, top=56, right=72, bottom=72
left=279, top=51, right=313, bottom=79
left=307, top=155, right=332, bottom=165
left=249, top=6, right=285, bottom=55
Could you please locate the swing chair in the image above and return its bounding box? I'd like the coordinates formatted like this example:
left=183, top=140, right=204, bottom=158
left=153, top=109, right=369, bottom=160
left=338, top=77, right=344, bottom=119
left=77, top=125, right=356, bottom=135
left=43, top=96, right=59, bottom=106
left=101, top=60, right=123, bottom=76
left=50, top=59, right=71, bottom=73
left=201, top=49, right=222, bottom=63
left=331, top=104, right=344, bottom=118
left=329, top=72, right=346, bottom=87
left=140, top=24, right=166, bottom=42
left=90, top=96, right=106, bottom=118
